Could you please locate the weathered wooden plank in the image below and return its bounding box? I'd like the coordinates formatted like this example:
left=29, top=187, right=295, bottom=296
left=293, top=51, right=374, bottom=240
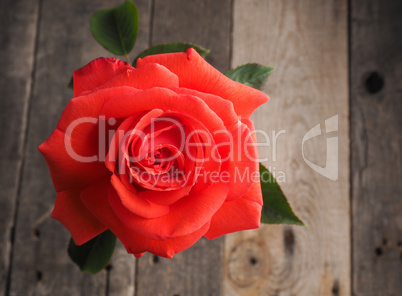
left=127, top=0, right=153, bottom=61
left=134, top=1, right=232, bottom=295
left=225, top=1, right=350, bottom=295
left=137, top=238, right=224, bottom=296
left=351, top=1, right=402, bottom=295
left=8, top=1, right=137, bottom=295
left=107, top=241, right=135, bottom=296
left=150, top=0, right=232, bottom=73
left=0, top=0, right=40, bottom=294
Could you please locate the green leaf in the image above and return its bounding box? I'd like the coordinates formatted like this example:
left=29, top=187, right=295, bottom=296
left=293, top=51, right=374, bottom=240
left=260, top=163, right=304, bottom=225
left=134, top=42, right=210, bottom=66
left=90, top=1, right=139, bottom=56
left=225, top=63, right=274, bottom=90
left=68, top=230, right=117, bottom=274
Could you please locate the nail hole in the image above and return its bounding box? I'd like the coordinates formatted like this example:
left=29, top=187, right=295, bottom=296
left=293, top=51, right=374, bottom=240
left=364, top=71, right=384, bottom=94
left=283, top=227, right=295, bottom=255
left=36, top=270, right=43, bottom=281
left=32, top=229, right=40, bottom=239
left=382, top=238, right=387, bottom=246
left=331, top=279, right=340, bottom=295
left=106, top=264, right=113, bottom=271
left=375, top=247, right=383, bottom=256
left=153, top=255, right=159, bottom=264
left=249, top=257, right=257, bottom=265
left=397, top=240, right=402, bottom=247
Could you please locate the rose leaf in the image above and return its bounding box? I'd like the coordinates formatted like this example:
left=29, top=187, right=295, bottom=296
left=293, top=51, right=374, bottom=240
left=90, top=1, right=139, bottom=57
left=260, top=163, right=304, bottom=225
left=68, top=229, right=117, bottom=274
left=133, top=42, right=210, bottom=66
left=225, top=63, right=274, bottom=90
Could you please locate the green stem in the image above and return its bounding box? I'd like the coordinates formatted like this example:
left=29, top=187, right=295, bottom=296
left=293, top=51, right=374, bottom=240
left=124, top=53, right=131, bottom=64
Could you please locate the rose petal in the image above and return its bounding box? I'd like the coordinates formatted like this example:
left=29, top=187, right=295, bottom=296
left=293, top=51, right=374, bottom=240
left=225, top=121, right=259, bottom=201
left=141, top=124, right=183, bottom=152
left=105, top=112, right=143, bottom=174
left=146, top=111, right=224, bottom=194
left=104, top=89, right=226, bottom=192
left=110, top=174, right=170, bottom=219
left=137, top=48, right=269, bottom=118
left=175, top=88, right=238, bottom=129
left=105, top=109, right=190, bottom=191
left=106, top=110, right=165, bottom=174
left=57, top=86, right=140, bottom=134
left=204, top=181, right=262, bottom=240
left=38, top=128, right=109, bottom=192
left=101, top=88, right=226, bottom=134
left=52, top=188, right=107, bottom=245
left=73, top=58, right=133, bottom=97
left=108, top=181, right=229, bottom=240
left=125, top=222, right=210, bottom=259
left=94, top=63, right=179, bottom=90
left=138, top=185, right=192, bottom=206
left=80, top=178, right=210, bottom=258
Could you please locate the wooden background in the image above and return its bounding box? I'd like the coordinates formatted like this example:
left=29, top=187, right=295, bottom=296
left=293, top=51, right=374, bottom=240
left=0, top=0, right=400, bottom=295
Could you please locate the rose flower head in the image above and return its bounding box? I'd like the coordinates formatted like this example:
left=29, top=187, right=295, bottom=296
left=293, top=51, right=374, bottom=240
left=39, top=48, right=269, bottom=258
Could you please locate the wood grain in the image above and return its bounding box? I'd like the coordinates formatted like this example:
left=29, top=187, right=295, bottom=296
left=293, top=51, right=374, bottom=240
left=136, top=238, right=224, bottom=296
left=133, top=1, right=232, bottom=295
left=225, top=1, right=350, bottom=295
left=6, top=1, right=136, bottom=295
left=107, top=241, right=135, bottom=296
left=0, top=0, right=40, bottom=294
left=127, top=0, right=153, bottom=61
left=351, top=0, right=402, bottom=295
left=151, top=0, right=232, bottom=73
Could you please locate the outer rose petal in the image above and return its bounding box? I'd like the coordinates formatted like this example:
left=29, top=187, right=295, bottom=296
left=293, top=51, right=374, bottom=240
left=73, top=58, right=132, bottom=97
left=127, top=223, right=211, bottom=258
left=101, top=87, right=226, bottom=135
left=204, top=181, right=263, bottom=240
left=57, top=86, right=140, bottom=133
left=137, top=48, right=269, bottom=118
left=80, top=178, right=210, bottom=258
left=110, top=174, right=170, bottom=219
left=108, top=181, right=229, bottom=240
left=225, top=121, right=259, bottom=201
left=52, top=188, right=107, bottom=245
left=40, top=87, right=141, bottom=192
left=38, top=128, right=109, bottom=192
left=138, top=186, right=192, bottom=206
left=175, top=87, right=238, bottom=129
left=94, top=63, right=179, bottom=90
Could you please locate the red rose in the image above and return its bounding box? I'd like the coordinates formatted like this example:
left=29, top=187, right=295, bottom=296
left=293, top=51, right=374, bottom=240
left=39, top=48, right=269, bottom=258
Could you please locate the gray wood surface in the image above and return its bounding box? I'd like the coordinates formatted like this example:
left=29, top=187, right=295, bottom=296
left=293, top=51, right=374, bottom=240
left=226, top=1, right=350, bottom=295
left=351, top=0, right=402, bottom=295
left=151, top=0, right=232, bottom=73
left=0, top=0, right=401, bottom=295
left=0, top=0, right=40, bottom=295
